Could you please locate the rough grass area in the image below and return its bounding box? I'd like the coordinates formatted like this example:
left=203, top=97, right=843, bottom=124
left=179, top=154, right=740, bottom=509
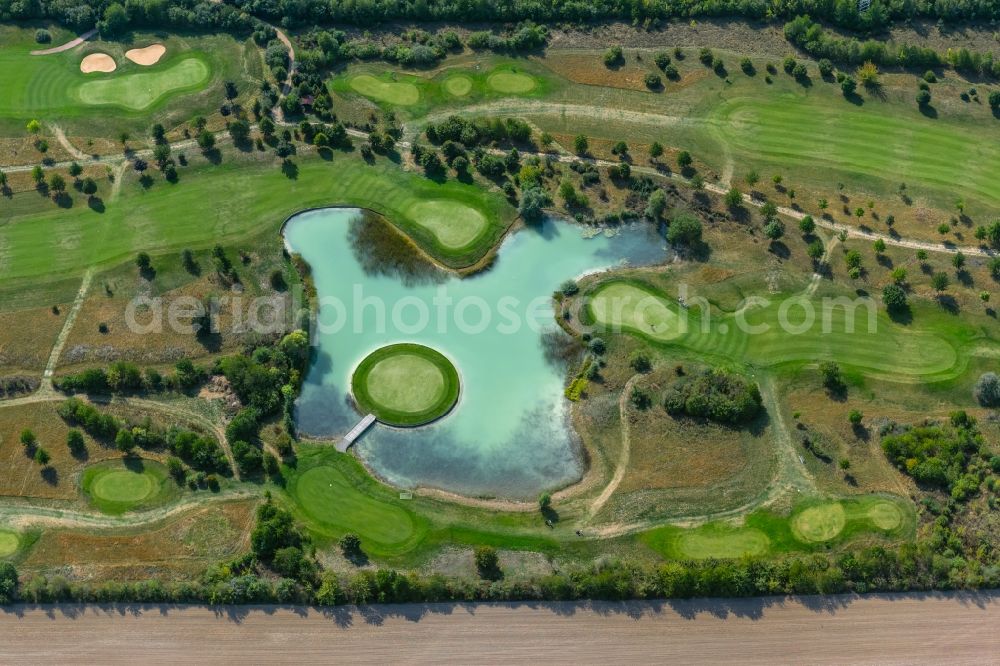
left=76, top=56, right=211, bottom=110
left=351, top=343, right=460, bottom=426
left=81, top=458, right=174, bottom=515
left=17, top=499, right=256, bottom=579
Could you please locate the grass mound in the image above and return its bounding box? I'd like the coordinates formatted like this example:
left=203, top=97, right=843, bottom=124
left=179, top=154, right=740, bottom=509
left=867, top=500, right=903, bottom=531
left=349, top=74, right=420, bottom=105
left=443, top=74, right=473, bottom=96
left=352, top=343, right=460, bottom=426
left=407, top=200, right=489, bottom=250
left=292, top=465, right=417, bottom=546
left=76, top=56, right=210, bottom=110
left=791, top=503, right=847, bottom=542
left=81, top=459, right=171, bottom=514
left=487, top=69, right=536, bottom=93
left=0, top=530, right=19, bottom=557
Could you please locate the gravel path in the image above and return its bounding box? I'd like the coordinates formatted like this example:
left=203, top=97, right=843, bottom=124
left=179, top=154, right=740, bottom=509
left=30, top=28, right=97, bottom=56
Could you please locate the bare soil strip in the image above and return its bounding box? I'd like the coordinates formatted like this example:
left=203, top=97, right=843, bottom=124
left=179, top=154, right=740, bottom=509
left=0, top=593, right=995, bottom=664
left=30, top=28, right=98, bottom=56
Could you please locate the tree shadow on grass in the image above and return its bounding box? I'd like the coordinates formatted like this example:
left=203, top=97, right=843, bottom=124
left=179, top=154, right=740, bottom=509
left=41, top=466, right=58, bottom=486
left=919, top=104, right=938, bottom=119
left=888, top=305, right=913, bottom=325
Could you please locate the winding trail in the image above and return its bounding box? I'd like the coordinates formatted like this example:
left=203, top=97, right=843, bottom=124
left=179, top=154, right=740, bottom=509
left=40, top=268, right=93, bottom=392
left=50, top=124, right=87, bottom=161
left=29, top=28, right=97, bottom=56
left=586, top=373, right=640, bottom=521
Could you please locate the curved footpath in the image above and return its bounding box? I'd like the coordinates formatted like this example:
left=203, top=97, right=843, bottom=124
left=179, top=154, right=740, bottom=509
left=30, top=28, right=97, bottom=55
left=0, top=592, right=996, bottom=663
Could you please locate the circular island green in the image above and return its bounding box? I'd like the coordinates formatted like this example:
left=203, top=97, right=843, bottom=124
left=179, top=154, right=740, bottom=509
left=351, top=343, right=460, bottom=426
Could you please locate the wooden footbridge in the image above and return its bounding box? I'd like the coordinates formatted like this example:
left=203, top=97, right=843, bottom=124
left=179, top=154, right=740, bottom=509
left=337, top=413, right=376, bottom=452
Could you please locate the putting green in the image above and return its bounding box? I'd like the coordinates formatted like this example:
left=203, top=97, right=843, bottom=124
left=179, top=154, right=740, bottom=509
left=443, top=74, right=473, bottom=96
left=589, top=281, right=687, bottom=341
left=293, top=465, right=417, bottom=545
left=351, top=343, right=460, bottom=426
left=76, top=57, right=211, bottom=110
left=676, top=526, right=770, bottom=559
left=487, top=69, right=536, bottom=94
left=408, top=200, right=489, bottom=249
left=792, top=503, right=847, bottom=542
left=867, top=501, right=903, bottom=531
left=81, top=460, right=168, bottom=514
left=349, top=74, right=420, bottom=105
left=0, top=530, right=19, bottom=557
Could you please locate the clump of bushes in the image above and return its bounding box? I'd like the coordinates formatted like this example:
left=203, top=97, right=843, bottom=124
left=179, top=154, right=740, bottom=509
left=663, top=368, right=762, bottom=424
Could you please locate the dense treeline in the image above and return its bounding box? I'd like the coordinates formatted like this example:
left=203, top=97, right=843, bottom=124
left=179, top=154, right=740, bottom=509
left=4, top=538, right=998, bottom=605
left=0, top=0, right=256, bottom=34
left=229, top=0, right=1000, bottom=32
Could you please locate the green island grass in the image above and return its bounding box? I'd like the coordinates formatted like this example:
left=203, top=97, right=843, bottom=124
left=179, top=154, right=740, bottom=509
left=641, top=496, right=914, bottom=560
left=351, top=343, right=460, bottom=426
left=0, top=151, right=517, bottom=293
left=76, top=56, right=211, bottom=110
left=348, top=73, right=421, bottom=105
left=81, top=459, right=175, bottom=515
left=585, top=277, right=994, bottom=383
left=0, top=529, right=20, bottom=557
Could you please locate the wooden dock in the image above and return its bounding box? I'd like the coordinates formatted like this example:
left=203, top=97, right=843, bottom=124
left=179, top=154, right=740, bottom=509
left=337, top=413, right=376, bottom=452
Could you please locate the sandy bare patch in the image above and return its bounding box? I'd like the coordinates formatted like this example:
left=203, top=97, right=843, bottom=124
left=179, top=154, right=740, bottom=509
left=80, top=53, right=116, bottom=74
left=125, top=44, right=166, bottom=66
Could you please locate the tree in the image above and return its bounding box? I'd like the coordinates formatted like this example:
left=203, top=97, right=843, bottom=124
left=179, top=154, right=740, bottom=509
left=48, top=173, right=66, bottom=193
left=66, top=430, right=85, bottom=455
left=820, top=361, right=843, bottom=391
left=676, top=151, right=692, bottom=169
left=115, top=429, right=135, bottom=453
left=20, top=429, right=36, bottom=447
left=840, top=76, right=857, bottom=96
left=667, top=212, right=702, bottom=246
left=654, top=51, right=671, bottom=70
left=81, top=177, right=98, bottom=196
left=339, top=533, right=362, bottom=558
left=228, top=120, right=251, bottom=143
left=990, top=90, right=1000, bottom=111
left=68, top=162, right=83, bottom=179
left=31, top=165, right=44, bottom=184
left=764, top=219, right=785, bottom=241
left=724, top=187, right=743, bottom=209
left=807, top=239, right=825, bottom=260
left=882, top=283, right=907, bottom=311
left=931, top=272, right=949, bottom=291
left=474, top=546, right=502, bottom=580
left=135, top=252, right=152, bottom=271
left=873, top=238, right=886, bottom=254
left=99, top=2, right=128, bottom=36
left=974, top=372, right=1000, bottom=407
left=649, top=141, right=663, bottom=160
left=856, top=61, right=879, bottom=85
left=629, top=350, right=652, bottom=372
left=760, top=201, right=778, bottom=220
left=197, top=130, right=216, bottom=151
left=538, top=493, right=552, bottom=511
left=573, top=134, right=588, bottom=155
left=953, top=251, right=966, bottom=270
left=0, top=562, right=18, bottom=604
left=611, top=141, right=629, bottom=157
left=26, top=119, right=41, bottom=135
left=153, top=143, right=171, bottom=167
left=645, top=189, right=667, bottom=220
left=848, top=410, right=863, bottom=425
left=916, top=89, right=932, bottom=107
left=845, top=250, right=862, bottom=269
left=518, top=187, right=550, bottom=223
left=603, top=45, right=624, bottom=67
left=799, top=215, right=815, bottom=234
left=34, top=448, right=50, bottom=465
left=891, top=267, right=908, bottom=284
left=152, top=123, right=167, bottom=144
left=644, top=72, right=662, bottom=89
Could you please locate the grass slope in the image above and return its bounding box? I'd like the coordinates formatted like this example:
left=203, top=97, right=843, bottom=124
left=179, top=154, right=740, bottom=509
left=351, top=343, right=460, bottom=426
left=0, top=152, right=517, bottom=291
left=586, top=278, right=992, bottom=382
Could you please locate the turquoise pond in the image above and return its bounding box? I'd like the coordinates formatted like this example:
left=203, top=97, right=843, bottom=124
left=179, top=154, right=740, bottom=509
left=284, top=208, right=666, bottom=498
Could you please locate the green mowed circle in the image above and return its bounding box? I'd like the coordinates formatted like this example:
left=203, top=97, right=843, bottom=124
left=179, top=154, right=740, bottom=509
left=792, top=503, right=847, bottom=542
left=443, top=74, right=473, bottom=96
left=82, top=460, right=169, bottom=514
left=487, top=69, right=536, bottom=94
left=294, top=465, right=416, bottom=545
left=349, top=74, right=420, bottom=105
left=867, top=501, right=903, bottom=531
left=677, top=528, right=770, bottom=559
left=408, top=200, right=488, bottom=249
left=589, top=282, right=687, bottom=341
left=0, top=530, right=19, bottom=558
left=351, top=343, right=460, bottom=426
left=77, top=57, right=211, bottom=110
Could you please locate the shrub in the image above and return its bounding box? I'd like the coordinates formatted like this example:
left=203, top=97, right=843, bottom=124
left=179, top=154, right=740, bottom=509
left=666, top=212, right=702, bottom=246
left=629, top=350, right=652, bottom=373
left=35, top=29, right=51, bottom=44
left=663, top=368, right=762, bottom=424
left=974, top=372, right=1000, bottom=407
left=882, top=284, right=907, bottom=311
left=474, top=546, right=502, bottom=580
left=603, top=46, right=624, bottom=67
left=916, top=89, right=932, bottom=106
left=644, top=72, right=661, bottom=89
left=654, top=51, right=671, bottom=70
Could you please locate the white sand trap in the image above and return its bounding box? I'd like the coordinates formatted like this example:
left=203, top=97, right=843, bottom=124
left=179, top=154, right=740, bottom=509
left=80, top=53, right=116, bottom=73
left=125, top=44, right=166, bottom=66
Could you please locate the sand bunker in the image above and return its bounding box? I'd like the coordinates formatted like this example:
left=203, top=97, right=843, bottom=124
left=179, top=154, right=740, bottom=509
left=80, top=53, right=116, bottom=73
left=125, top=44, right=166, bottom=66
